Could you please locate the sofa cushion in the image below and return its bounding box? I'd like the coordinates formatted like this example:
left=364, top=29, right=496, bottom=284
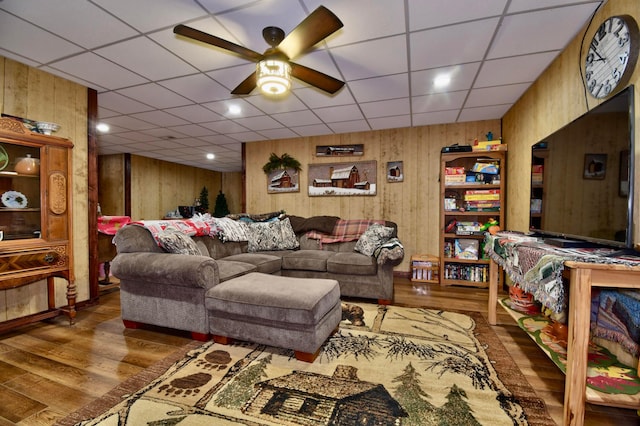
left=222, top=253, right=282, bottom=274
left=156, top=228, right=201, bottom=256
left=216, top=259, right=257, bottom=282
left=354, top=223, right=395, bottom=256
left=247, top=218, right=299, bottom=252
left=327, top=252, right=378, bottom=275
left=287, top=215, right=339, bottom=234
left=281, top=250, right=335, bottom=272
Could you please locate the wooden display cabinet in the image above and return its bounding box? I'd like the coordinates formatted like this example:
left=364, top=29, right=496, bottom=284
left=439, top=150, right=505, bottom=287
left=0, top=118, right=75, bottom=332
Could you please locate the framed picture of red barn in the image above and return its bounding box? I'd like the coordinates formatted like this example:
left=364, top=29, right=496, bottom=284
left=308, top=161, right=377, bottom=196
left=267, top=168, right=300, bottom=194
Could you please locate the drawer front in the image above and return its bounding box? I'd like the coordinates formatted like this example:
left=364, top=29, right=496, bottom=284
left=0, top=246, right=68, bottom=276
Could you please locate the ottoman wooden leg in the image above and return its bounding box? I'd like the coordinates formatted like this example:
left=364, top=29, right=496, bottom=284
left=295, top=347, right=321, bottom=363
left=191, top=332, right=211, bottom=342
left=123, top=319, right=142, bottom=329
left=213, top=335, right=234, bottom=345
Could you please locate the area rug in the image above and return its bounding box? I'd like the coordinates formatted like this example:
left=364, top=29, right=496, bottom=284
left=58, top=303, right=554, bottom=425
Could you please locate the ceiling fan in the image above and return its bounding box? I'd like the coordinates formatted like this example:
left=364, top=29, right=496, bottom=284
left=174, top=6, right=345, bottom=96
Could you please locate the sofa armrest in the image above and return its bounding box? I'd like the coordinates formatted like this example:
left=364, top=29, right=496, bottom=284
left=111, top=252, right=220, bottom=289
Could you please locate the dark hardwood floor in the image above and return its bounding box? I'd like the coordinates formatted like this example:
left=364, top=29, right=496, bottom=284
left=0, top=278, right=637, bottom=425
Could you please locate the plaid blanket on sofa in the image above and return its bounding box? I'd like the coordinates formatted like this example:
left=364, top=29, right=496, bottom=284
left=305, top=219, right=384, bottom=245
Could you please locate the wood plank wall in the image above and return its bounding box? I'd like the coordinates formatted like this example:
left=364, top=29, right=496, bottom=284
left=244, top=121, right=501, bottom=271
left=503, top=0, right=640, bottom=245
left=98, top=153, right=243, bottom=220
left=0, top=57, right=89, bottom=320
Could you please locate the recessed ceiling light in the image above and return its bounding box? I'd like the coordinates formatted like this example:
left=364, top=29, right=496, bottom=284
left=228, top=105, right=242, bottom=115
left=96, top=123, right=110, bottom=133
left=206, top=153, right=215, bottom=160
left=434, top=74, right=451, bottom=88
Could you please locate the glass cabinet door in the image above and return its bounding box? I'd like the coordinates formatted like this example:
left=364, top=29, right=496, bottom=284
left=0, top=142, right=41, bottom=241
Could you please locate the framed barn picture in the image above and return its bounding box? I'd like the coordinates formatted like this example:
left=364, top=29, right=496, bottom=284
left=267, top=168, right=300, bottom=194
left=387, top=161, right=404, bottom=182
left=308, top=161, right=377, bottom=196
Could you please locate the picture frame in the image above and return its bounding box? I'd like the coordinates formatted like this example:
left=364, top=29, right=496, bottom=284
left=387, top=161, right=404, bottom=182
left=315, top=144, right=364, bottom=157
left=266, top=168, right=300, bottom=194
left=308, top=161, right=377, bottom=196
left=583, top=153, right=607, bottom=180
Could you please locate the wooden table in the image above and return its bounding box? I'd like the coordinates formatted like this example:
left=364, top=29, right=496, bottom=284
left=489, top=258, right=640, bottom=425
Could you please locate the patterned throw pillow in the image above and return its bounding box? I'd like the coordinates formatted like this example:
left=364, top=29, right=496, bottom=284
left=247, top=218, right=299, bottom=252
left=354, top=223, right=395, bottom=256
left=157, top=227, right=201, bottom=255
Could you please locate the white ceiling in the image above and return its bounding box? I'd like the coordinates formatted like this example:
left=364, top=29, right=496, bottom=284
left=0, top=0, right=603, bottom=172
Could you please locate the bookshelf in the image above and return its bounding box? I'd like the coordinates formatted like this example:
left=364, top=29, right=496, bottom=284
left=439, top=150, right=505, bottom=287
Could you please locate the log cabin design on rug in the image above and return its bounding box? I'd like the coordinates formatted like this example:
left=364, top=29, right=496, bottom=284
left=244, top=365, right=407, bottom=424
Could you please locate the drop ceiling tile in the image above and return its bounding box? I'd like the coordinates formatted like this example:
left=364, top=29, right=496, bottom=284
left=111, top=131, right=158, bottom=142
left=199, top=134, right=239, bottom=144
left=258, top=128, right=299, bottom=139
left=49, top=53, right=148, bottom=91
left=289, top=49, right=342, bottom=85
left=174, top=138, right=213, bottom=148
left=475, top=52, right=558, bottom=87
left=201, top=120, right=250, bottom=134
left=130, top=110, right=189, bottom=127
left=246, top=94, right=309, bottom=114
left=197, top=0, right=258, bottom=14
left=465, top=83, right=530, bottom=107
left=271, top=110, right=322, bottom=127
left=102, top=115, right=157, bottom=131
left=98, top=92, right=154, bottom=114
left=293, top=87, right=355, bottom=109
left=96, top=37, right=198, bottom=81
left=98, top=106, right=121, bottom=119
left=143, top=139, right=186, bottom=149
left=168, top=124, right=215, bottom=137
left=369, top=115, right=412, bottom=130
left=488, top=4, right=598, bottom=59
left=1, top=0, right=138, bottom=49
left=332, top=35, right=407, bottom=81
left=458, top=105, right=511, bottom=122
left=411, top=63, right=481, bottom=96
left=508, top=0, right=599, bottom=13
left=291, top=123, right=333, bottom=137
left=412, top=110, right=460, bottom=126
left=314, top=104, right=364, bottom=123
left=233, top=116, right=284, bottom=131
left=408, top=0, right=507, bottom=31
left=202, top=98, right=264, bottom=118
left=164, top=105, right=223, bottom=122
left=159, top=74, right=232, bottom=103
left=40, top=66, right=109, bottom=92
left=206, top=63, right=258, bottom=93
left=349, top=74, right=409, bottom=103
left=0, top=48, right=40, bottom=67
left=412, top=91, right=467, bottom=113
left=0, top=10, right=83, bottom=63
left=116, top=83, right=193, bottom=109
left=410, top=18, right=499, bottom=70
left=360, top=99, right=410, bottom=119
left=92, top=0, right=208, bottom=32
left=327, top=120, right=370, bottom=134
left=230, top=131, right=267, bottom=142
left=97, top=133, right=140, bottom=145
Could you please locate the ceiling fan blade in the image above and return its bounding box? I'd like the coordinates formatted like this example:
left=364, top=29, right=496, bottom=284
left=231, top=72, right=257, bottom=95
left=278, top=6, right=343, bottom=59
left=174, top=24, right=264, bottom=62
left=290, top=62, right=344, bottom=94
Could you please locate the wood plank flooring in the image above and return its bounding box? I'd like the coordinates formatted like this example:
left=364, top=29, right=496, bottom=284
left=0, top=279, right=637, bottom=425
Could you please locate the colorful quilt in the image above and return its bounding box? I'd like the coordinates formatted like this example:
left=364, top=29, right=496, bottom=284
left=305, top=219, right=384, bottom=244
left=97, top=216, right=131, bottom=235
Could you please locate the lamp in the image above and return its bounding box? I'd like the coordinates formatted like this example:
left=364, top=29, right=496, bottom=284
left=256, top=59, right=291, bottom=95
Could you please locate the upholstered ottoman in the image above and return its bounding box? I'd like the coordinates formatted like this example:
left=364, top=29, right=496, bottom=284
left=205, top=272, right=341, bottom=362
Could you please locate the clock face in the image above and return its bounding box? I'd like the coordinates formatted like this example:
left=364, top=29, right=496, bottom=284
left=585, top=15, right=639, bottom=99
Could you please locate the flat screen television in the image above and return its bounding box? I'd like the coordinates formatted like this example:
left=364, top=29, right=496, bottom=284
left=529, top=85, right=635, bottom=248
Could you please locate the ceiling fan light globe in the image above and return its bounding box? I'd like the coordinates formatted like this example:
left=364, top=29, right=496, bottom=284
left=257, top=60, right=291, bottom=95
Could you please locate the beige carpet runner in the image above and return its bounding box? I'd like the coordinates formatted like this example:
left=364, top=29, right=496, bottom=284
left=59, top=303, right=554, bottom=425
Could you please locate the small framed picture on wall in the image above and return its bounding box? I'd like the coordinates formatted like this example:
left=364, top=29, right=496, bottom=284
left=583, top=153, right=607, bottom=180
left=387, top=161, right=404, bottom=182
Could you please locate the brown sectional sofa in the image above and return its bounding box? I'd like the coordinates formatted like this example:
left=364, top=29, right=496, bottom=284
left=110, top=217, right=403, bottom=340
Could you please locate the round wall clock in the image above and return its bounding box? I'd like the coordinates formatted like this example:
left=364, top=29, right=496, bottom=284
left=585, top=15, right=639, bottom=99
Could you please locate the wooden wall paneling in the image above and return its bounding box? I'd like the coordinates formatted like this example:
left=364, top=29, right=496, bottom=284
left=98, top=154, right=126, bottom=215
left=3, top=60, right=28, bottom=116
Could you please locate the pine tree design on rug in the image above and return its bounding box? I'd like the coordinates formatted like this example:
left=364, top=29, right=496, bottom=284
left=63, top=304, right=554, bottom=426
